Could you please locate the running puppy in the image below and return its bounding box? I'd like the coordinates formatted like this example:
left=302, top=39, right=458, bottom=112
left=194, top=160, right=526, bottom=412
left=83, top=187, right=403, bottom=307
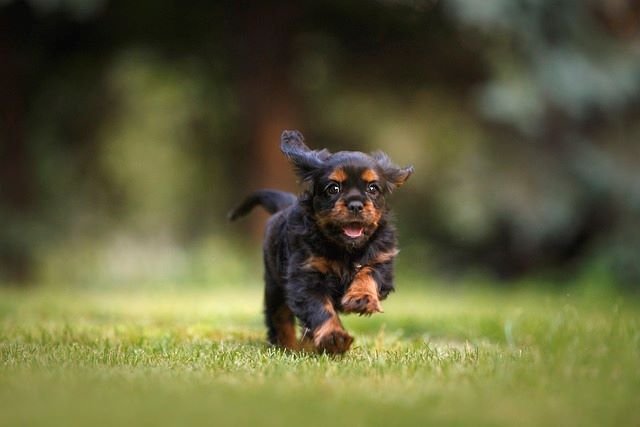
left=229, top=130, right=413, bottom=354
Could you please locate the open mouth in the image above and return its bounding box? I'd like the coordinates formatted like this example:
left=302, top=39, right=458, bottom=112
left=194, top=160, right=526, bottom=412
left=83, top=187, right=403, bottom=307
left=342, top=223, right=364, bottom=239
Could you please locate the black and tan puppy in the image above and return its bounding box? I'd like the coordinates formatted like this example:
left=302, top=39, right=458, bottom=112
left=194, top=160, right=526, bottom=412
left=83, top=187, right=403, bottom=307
left=229, top=130, right=413, bottom=354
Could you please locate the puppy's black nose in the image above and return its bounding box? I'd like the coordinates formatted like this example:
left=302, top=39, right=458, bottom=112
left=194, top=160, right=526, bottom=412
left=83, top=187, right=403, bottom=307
left=347, top=200, right=364, bottom=214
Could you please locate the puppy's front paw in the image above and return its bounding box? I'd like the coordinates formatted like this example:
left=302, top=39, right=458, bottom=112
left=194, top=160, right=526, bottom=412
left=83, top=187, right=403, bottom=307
left=342, top=267, right=384, bottom=316
left=341, top=291, right=383, bottom=316
left=314, top=328, right=354, bottom=354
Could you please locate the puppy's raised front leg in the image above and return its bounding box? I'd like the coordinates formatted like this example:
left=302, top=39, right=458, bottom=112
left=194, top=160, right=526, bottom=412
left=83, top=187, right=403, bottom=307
left=341, top=266, right=384, bottom=316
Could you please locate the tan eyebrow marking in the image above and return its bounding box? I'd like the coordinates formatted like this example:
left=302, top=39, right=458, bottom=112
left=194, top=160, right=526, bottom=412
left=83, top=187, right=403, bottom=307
left=328, top=168, right=347, bottom=182
left=361, top=169, right=379, bottom=182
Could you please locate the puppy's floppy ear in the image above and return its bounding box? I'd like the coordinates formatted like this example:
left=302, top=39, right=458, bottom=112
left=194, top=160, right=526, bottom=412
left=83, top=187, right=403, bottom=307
left=280, top=130, right=330, bottom=182
left=372, top=151, right=414, bottom=191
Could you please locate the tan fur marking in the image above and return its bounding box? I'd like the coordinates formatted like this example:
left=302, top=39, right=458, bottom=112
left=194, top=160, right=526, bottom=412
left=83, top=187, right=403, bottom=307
left=314, top=316, right=340, bottom=339
left=341, top=267, right=383, bottom=315
left=328, top=168, right=347, bottom=182
left=316, top=199, right=381, bottom=234
left=302, top=256, right=345, bottom=277
left=362, top=201, right=382, bottom=227
left=331, top=200, right=351, bottom=220
left=272, top=305, right=298, bottom=350
left=370, top=249, right=399, bottom=265
left=361, top=168, right=380, bottom=182
left=313, top=298, right=353, bottom=354
left=322, top=298, right=337, bottom=316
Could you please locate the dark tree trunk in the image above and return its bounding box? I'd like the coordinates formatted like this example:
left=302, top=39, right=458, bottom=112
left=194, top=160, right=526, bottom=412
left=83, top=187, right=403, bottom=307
left=0, top=6, right=33, bottom=283
left=231, top=2, right=303, bottom=238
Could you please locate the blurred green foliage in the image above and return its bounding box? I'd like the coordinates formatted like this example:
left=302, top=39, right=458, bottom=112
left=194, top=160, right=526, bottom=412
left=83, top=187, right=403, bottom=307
left=1, top=0, right=639, bottom=288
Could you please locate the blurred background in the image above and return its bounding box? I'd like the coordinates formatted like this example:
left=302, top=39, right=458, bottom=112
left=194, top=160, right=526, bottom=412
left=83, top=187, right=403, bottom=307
left=1, top=0, right=639, bottom=291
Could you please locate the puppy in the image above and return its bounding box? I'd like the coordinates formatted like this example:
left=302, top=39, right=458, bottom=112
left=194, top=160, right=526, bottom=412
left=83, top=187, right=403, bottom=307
left=229, top=130, right=413, bottom=354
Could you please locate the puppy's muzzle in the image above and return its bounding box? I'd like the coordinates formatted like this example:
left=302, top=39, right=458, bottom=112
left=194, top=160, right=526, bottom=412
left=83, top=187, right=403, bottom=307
left=347, top=200, right=364, bottom=214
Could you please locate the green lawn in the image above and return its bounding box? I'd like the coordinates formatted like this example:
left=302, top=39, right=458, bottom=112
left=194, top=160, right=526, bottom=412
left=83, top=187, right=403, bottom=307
left=0, top=284, right=638, bottom=426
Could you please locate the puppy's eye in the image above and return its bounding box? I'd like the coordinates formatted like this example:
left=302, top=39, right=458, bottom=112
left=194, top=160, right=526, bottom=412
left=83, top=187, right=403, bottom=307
left=366, top=183, right=381, bottom=195
left=325, top=183, right=341, bottom=195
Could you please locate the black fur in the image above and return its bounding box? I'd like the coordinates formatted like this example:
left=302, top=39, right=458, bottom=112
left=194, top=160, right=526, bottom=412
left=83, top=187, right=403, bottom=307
left=230, top=130, right=413, bottom=354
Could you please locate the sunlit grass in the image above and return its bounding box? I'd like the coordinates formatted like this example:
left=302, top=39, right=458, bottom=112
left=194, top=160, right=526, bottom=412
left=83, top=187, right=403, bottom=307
left=1, top=284, right=638, bottom=426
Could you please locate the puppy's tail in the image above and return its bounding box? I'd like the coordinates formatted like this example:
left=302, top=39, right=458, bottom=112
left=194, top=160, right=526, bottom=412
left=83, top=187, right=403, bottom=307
left=228, top=189, right=297, bottom=221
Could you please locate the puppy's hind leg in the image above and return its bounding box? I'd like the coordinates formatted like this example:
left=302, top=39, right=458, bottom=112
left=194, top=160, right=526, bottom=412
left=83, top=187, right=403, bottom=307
left=264, top=283, right=298, bottom=350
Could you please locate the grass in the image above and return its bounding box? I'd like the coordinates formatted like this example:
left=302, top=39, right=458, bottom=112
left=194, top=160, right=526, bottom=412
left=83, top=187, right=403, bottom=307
left=0, top=283, right=639, bottom=426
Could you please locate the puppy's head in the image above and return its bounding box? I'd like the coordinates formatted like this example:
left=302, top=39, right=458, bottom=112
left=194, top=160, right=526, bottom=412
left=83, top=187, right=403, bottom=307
left=281, top=130, right=413, bottom=250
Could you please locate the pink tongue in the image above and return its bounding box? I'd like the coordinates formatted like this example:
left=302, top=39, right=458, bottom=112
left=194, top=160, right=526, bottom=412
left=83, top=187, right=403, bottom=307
left=343, top=225, right=364, bottom=238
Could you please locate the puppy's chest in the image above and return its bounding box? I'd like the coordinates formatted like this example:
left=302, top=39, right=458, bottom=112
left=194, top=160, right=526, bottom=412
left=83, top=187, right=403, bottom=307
left=302, top=256, right=365, bottom=288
